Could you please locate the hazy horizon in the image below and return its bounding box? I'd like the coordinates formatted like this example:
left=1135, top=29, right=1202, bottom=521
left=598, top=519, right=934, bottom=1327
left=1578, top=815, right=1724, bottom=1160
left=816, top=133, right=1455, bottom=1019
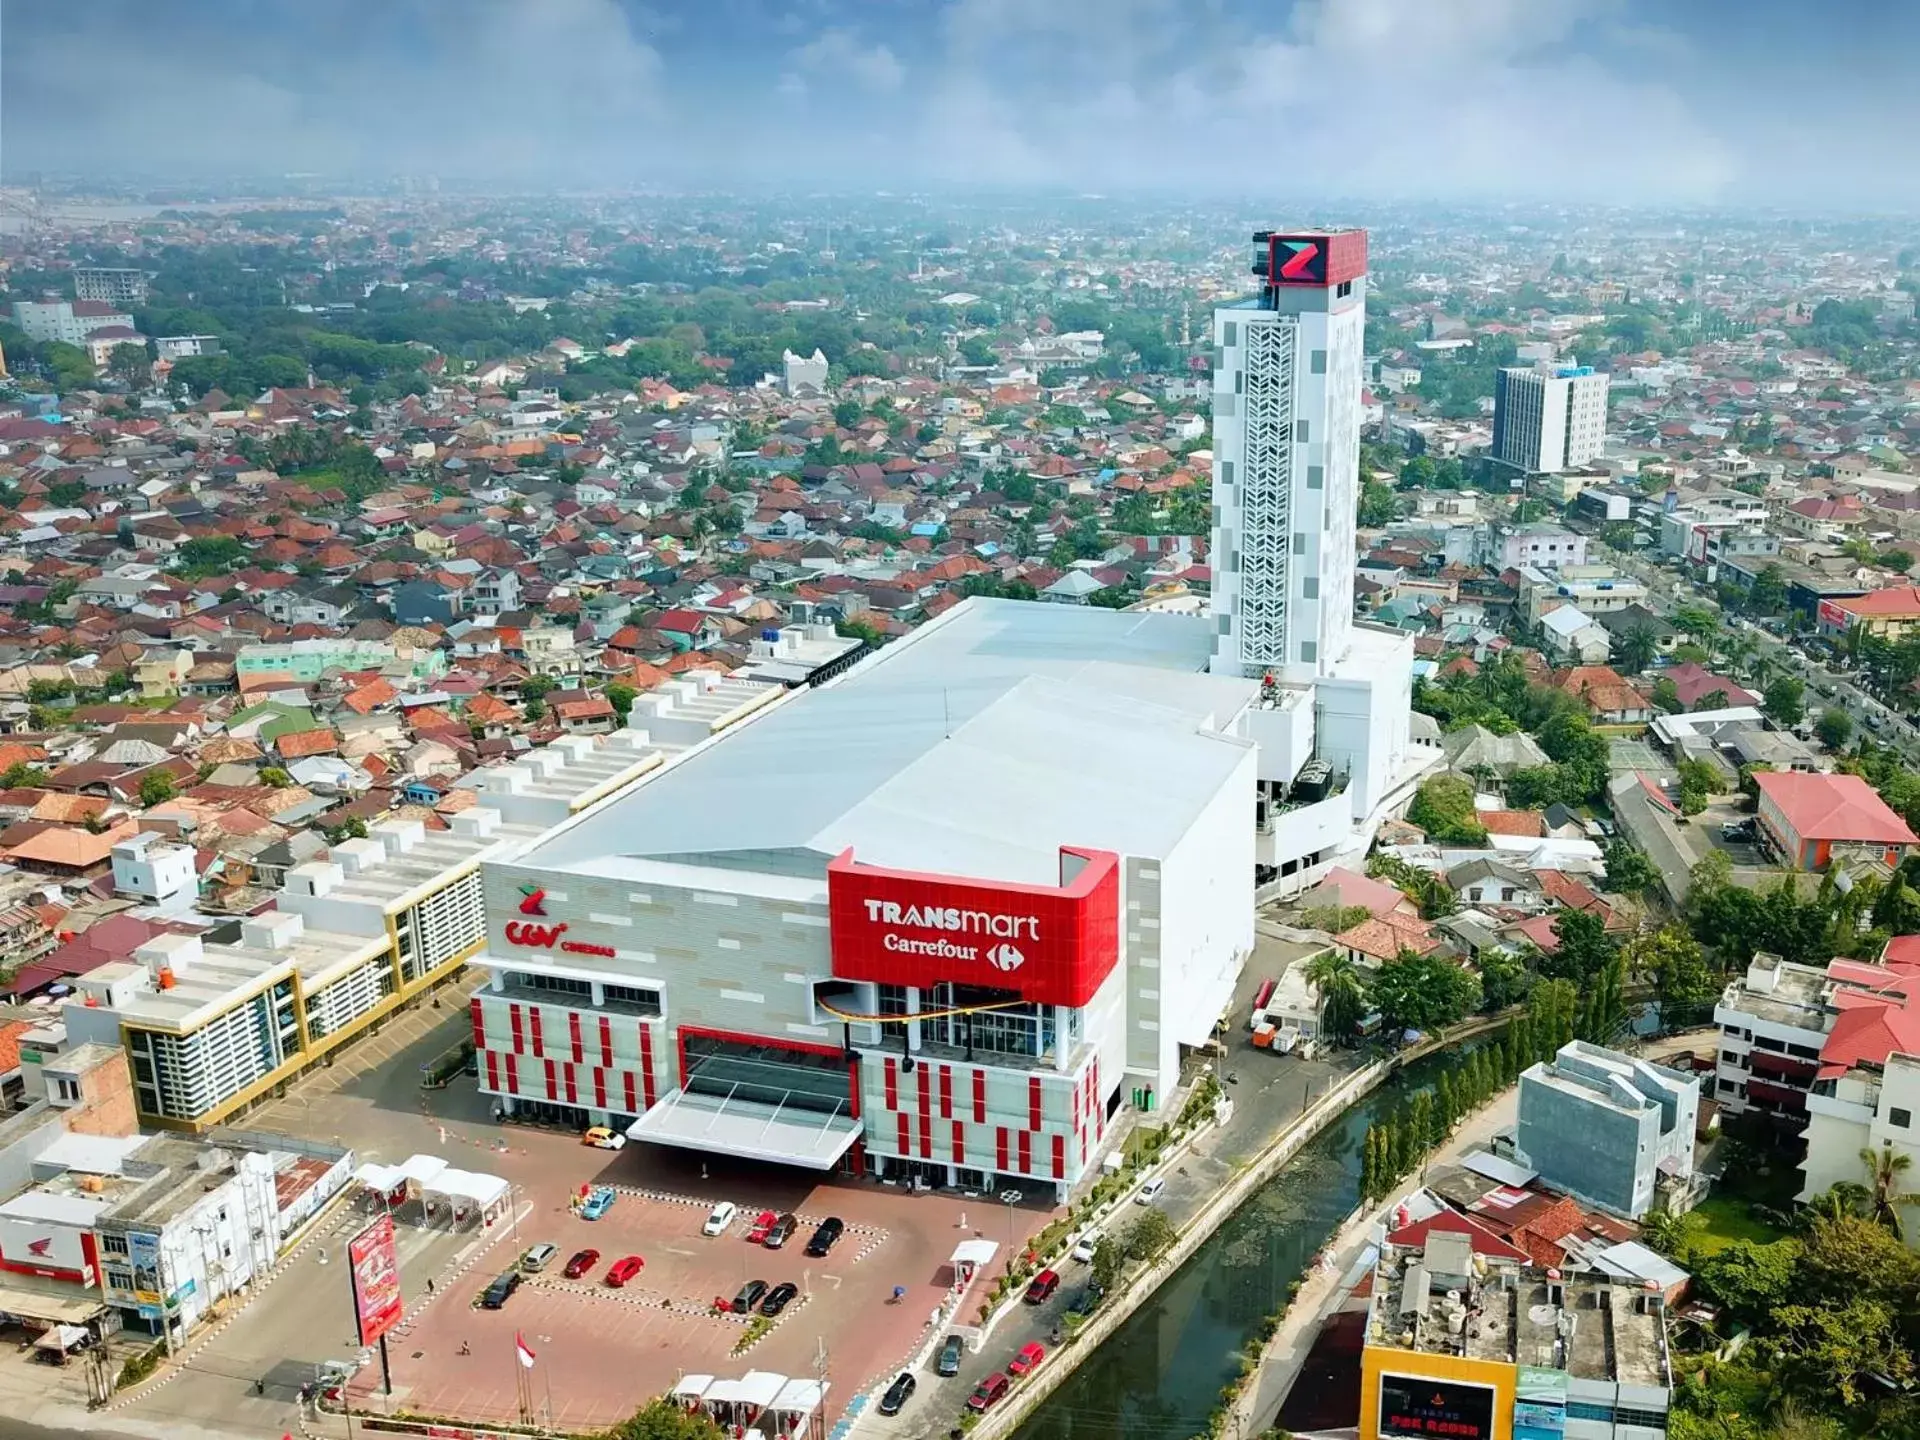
left=6, top=0, right=1919, bottom=209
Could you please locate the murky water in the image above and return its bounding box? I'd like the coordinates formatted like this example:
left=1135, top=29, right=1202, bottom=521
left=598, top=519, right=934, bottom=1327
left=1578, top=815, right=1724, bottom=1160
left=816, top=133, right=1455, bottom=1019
left=1012, top=1046, right=1474, bottom=1440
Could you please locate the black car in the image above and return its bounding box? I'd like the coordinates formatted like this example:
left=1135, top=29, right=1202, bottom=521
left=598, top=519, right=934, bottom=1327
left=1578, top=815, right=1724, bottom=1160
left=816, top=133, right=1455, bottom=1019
left=732, top=1279, right=769, bottom=1314
left=803, top=1216, right=845, bottom=1257
left=878, top=1372, right=916, bottom=1416
left=481, top=1269, right=522, bottom=1309
left=936, top=1334, right=964, bottom=1377
left=1065, top=1283, right=1104, bottom=1319
left=759, top=1281, right=798, bottom=1317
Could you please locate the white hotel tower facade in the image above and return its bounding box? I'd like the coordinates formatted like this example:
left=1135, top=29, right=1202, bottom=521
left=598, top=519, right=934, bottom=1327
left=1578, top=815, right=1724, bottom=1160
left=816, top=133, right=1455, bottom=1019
left=1208, top=230, right=1425, bottom=888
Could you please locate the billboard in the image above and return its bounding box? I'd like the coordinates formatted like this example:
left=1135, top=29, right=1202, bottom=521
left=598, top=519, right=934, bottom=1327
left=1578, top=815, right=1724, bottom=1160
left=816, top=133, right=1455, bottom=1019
left=827, top=846, right=1120, bottom=1008
left=348, top=1214, right=404, bottom=1347
left=1816, top=599, right=1851, bottom=633
left=1264, top=230, right=1368, bottom=289
left=1514, top=1366, right=1569, bottom=1440
left=1378, top=1373, right=1498, bottom=1440
left=0, top=1215, right=92, bottom=1282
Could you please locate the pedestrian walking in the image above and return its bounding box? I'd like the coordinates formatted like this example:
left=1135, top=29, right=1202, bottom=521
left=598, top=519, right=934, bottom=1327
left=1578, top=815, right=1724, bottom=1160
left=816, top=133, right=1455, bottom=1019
left=426, top=1277, right=435, bottom=1295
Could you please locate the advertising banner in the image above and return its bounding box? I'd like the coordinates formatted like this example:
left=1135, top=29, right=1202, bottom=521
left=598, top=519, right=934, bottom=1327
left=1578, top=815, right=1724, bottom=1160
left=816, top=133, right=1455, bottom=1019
left=1514, top=1366, right=1569, bottom=1440
left=1378, top=1373, right=1498, bottom=1439
left=0, top=1215, right=90, bottom=1280
left=348, top=1214, right=404, bottom=1347
left=826, top=846, right=1120, bottom=1007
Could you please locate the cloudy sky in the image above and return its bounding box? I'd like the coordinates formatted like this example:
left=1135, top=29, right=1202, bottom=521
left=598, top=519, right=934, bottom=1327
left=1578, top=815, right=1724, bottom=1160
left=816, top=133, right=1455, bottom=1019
left=7, top=0, right=1918, bottom=206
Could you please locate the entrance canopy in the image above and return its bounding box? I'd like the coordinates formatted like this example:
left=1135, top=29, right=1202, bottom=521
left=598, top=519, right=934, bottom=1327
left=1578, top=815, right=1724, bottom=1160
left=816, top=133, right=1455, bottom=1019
left=626, top=1089, right=860, bottom=1169
left=0, top=1277, right=104, bottom=1326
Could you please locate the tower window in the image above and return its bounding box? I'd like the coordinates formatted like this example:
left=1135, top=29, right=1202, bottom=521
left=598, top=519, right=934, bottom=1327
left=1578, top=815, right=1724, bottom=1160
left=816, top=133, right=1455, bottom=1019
left=1307, top=465, right=1323, bottom=490
left=1300, top=642, right=1318, bottom=663
left=1294, top=419, right=1310, bottom=443
left=1337, top=280, right=1354, bottom=298
left=1223, top=321, right=1238, bottom=346
left=1310, top=350, right=1327, bottom=375
left=1292, top=534, right=1307, bottom=556
left=1303, top=578, right=1319, bottom=599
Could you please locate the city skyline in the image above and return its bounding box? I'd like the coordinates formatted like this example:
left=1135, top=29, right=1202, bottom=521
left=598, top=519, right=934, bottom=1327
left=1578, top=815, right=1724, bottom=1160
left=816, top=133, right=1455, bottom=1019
left=8, top=0, right=1920, bottom=208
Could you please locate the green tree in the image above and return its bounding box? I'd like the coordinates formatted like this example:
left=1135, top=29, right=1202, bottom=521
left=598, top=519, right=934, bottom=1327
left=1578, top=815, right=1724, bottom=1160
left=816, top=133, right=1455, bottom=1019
left=1306, top=950, right=1369, bottom=1042
left=258, top=766, right=291, bottom=788
left=1769, top=1298, right=1914, bottom=1408
left=1764, top=675, right=1807, bottom=728
left=1358, top=480, right=1397, bottom=527
left=1369, top=952, right=1482, bottom=1034
left=519, top=675, right=557, bottom=700
left=1603, top=838, right=1662, bottom=898
left=1650, top=676, right=1683, bottom=714
left=609, top=1398, right=730, bottom=1440
left=1860, top=1143, right=1916, bottom=1239
left=1120, top=1208, right=1177, bottom=1263
left=1616, top=622, right=1660, bottom=675
left=1696, top=1238, right=1804, bottom=1328
left=106, top=341, right=152, bottom=387
left=1575, top=952, right=1628, bottom=1043
left=1406, top=774, right=1490, bottom=845
left=1625, top=924, right=1718, bottom=1029
left=1529, top=979, right=1578, bottom=1053
left=1477, top=949, right=1533, bottom=1011
left=1814, top=708, right=1853, bottom=752
left=1676, top=757, right=1722, bottom=815
left=0, top=762, right=50, bottom=790
left=138, top=771, right=177, bottom=807
left=606, top=681, right=638, bottom=720
left=1537, top=907, right=1618, bottom=983
left=1091, top=1235, right=1125, bottom=1291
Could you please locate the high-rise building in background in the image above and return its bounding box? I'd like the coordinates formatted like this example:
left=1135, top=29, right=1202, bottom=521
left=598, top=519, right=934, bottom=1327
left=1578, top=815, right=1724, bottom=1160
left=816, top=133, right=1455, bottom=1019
left=1491, top=363, right=1609, bottom=475
left=73, top=267, right=148, bottom=307
left=1208, top=228, right=1416, bottom=834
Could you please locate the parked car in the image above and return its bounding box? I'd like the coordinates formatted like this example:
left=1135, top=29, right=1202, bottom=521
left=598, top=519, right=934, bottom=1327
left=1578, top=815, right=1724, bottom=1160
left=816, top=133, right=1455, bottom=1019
left=481, top=1270, right=522, bottom=1309
left=1135, top=1178, right=1166, bottom=1205
left=804, top=1216, right=845, bottom=1257
left=562, top=1249, right=600, bottom=1280
left=1721, top=820, right=1756, bottom=841
left=606, top=1255, right=645, bottom=1288
left=936, top=1334, right=964, bottom=1377
left=878, top=1372, right=917, bottom=1416
left=702, top=1201, right=738, bottom=1236
left=1066, top=1283, right=1104, bottom=1319
left=1008, top=1342, right=1046, bottom=1378
left=764, top=1213, right=799, bottom=1249
left=967, top=1373, right=1010, bottom=1412
left=732, top=1279, right=769, bottom=1314
left=1070, top=1231, right=1100, bottom=1263
left=582, top=1126, right=626, bottom=1150
left=759, top=1281, right=798, bottom=1316
left=746, top=1209, right=778, bottom=1243
left=581, top=1187, right=616, bottom=1221
left=521, top=1242, right=558, bottom=1273
left=1024, top=1269, right=1061, bottom=1303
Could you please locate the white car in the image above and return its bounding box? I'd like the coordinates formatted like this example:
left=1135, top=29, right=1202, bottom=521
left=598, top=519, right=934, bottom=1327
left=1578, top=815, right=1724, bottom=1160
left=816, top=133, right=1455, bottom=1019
left=1134, top=1178, right=1166, bottom=1206
left=1071, top=1231, right=1100, bottom=1263
left=701, top=1201, right=738, bottom=1236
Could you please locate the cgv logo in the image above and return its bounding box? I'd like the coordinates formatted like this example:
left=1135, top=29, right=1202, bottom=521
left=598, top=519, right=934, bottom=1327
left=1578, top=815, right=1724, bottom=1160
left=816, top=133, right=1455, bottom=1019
left=505, top=921, right=568, bottom=948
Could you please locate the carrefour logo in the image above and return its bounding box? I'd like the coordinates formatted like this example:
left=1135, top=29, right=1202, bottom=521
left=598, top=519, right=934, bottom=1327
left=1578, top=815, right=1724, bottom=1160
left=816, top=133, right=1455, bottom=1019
left=986, top=943, right=1026, bottom=973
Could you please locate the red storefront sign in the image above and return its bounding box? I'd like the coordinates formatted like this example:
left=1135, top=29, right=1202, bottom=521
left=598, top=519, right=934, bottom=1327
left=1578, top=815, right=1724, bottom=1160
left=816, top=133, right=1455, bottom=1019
left=826, top=846, right=1120, bottom=1008
left=502, top=919, right=617, bottom=959
left=347, top=1214, right=404, bottom=1347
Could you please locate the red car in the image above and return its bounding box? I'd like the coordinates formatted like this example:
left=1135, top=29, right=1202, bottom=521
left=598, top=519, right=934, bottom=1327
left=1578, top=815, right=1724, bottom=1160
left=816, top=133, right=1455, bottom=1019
left=1008, top=1341, right=1046, bottom=1378
left=563, top=1248, right=600, bottom=1279
left=1024, top=1269, right=1060, bottom=1303
left=605, top=1255, right=645, bottom=1288
left=746, top=1209, right=778, bottom=1244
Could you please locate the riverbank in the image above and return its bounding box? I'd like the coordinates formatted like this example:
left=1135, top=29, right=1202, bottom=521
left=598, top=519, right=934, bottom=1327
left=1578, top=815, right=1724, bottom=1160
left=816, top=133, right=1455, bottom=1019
left=972, top=1021, right=1513, bottom=1440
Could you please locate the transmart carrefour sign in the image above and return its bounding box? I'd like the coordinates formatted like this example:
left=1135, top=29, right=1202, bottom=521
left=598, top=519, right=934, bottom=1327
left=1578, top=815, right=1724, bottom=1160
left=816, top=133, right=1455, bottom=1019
left=827, top=847, right=1120, bottom=1008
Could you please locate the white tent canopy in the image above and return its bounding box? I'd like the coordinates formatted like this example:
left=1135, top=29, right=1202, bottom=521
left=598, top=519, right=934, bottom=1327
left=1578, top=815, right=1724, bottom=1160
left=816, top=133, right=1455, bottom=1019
left=770, top=1379, right=827, bottom=1418
left=673, top=1376, right=715, bottom=1403
left=398, top=1153, right=450, bottom=1187
left=949, top=1239, right=998, bottom=1268
left=354, top=1162, right=404, bottom=1193
left=422, top=1167, right=511, bottom=1222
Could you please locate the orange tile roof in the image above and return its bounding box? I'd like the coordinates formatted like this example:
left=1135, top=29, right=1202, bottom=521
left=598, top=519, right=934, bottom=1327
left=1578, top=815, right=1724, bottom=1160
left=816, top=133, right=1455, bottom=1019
left=275, top=728, right=339, bottom=760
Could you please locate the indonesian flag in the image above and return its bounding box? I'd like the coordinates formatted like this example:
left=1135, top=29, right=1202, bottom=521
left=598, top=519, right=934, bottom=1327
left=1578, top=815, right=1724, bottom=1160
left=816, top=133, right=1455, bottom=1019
left=515, top=1332, right=537, bottom=1369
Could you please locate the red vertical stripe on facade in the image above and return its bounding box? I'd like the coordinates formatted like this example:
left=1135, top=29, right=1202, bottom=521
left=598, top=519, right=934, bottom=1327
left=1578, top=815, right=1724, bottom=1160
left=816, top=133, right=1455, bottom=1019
left=995, top=1127, right=1009, bottom=1172
left=638, top=1024, right=657, bottom=1109
left=1079, top=1125, right=1087, bottom=1165
left=599, top=1015, right=613, bottom=1068
left=952, top=1121, right=966, bottom=1165
left=569, top=1012, right=584, bottom=1064
left=594, top=1069, right=607, bottom=1109
left=939, top=1065, right=952, bottom=1120
left=897, top=1113, right=911, bottom=1155
left=1052, top=1133, right=1066, bottom=1179
left=1093, top=1056, right=1103, bottom=1137
left=973, top=1069, right=986, bottom=1123
left=486, top=1050, right=500, bottom=1092
left=470, top=997, right=485, bottom=1050
left=564, top=1064, right=578, bottom=1105
left=919, top=1111, right=932, bottom=1159
left=917, top=1061, right=931, bottom=1124
left=529, top=1006, right=544, bottom=1057
left=884, top=1057, right=898, bottom=1111
left=509, top=1004, right=523, bottom=1052
left=1028, top=1075, right=1042, bottom=1130
left=543, top=1057, right=557, bottom=1100
left=1071, top=1081, right=1079, bottom=1132
left=624, top=1072, right=638, bottom=1115
left=1017, top=1130, right=1032, bottom=1174
left=505, top=1051, right=519, bottom=1094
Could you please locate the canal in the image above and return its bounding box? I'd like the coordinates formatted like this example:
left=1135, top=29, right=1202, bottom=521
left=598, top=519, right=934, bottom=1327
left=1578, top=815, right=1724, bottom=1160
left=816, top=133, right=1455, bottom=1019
left=1010, top=1044, right=1477, bottom=1440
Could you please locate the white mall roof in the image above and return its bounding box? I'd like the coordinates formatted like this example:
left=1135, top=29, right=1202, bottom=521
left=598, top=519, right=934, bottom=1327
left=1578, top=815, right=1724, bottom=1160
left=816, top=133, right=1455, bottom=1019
left=523, top=599, right=1251, bottom=886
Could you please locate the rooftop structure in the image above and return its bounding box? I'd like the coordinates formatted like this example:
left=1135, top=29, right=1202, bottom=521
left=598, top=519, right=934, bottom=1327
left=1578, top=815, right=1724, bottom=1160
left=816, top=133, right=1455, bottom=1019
left=1517, top=1041, right=1700, bottom=1218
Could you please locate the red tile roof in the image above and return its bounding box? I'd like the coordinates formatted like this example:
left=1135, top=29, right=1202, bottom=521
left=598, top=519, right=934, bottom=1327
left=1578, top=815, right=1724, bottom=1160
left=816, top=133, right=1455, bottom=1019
left=1831, top=585, right=1920, bottom=619
left=1757, top=770, right=1919, bottom=845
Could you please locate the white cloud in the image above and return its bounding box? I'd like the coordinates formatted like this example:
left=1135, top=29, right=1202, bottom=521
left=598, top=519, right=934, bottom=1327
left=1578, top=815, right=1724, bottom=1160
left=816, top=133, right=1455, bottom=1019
left=789, top=29, right=906, bottom=94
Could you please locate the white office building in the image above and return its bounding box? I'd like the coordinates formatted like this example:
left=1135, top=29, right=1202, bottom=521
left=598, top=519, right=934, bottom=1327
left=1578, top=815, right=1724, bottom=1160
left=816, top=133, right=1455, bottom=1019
left=1492, top=365, right=1610, bottom=475
left=1207, top=228, right=1427, bottom=888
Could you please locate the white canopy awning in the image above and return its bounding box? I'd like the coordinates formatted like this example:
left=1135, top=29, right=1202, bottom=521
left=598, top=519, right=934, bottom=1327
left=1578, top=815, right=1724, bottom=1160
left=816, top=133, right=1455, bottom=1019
left=626, top=1090, right=859, bottom=1170
left=354, top=1162, right=403, bottom=1192
left=398, top=1154, right=449, bottom=1186
left=950, top=1239, right=999, bottom=1267
left=673, top=1375, right=715, bottom=1401
left=770, top=1379, right=827, bottom=1417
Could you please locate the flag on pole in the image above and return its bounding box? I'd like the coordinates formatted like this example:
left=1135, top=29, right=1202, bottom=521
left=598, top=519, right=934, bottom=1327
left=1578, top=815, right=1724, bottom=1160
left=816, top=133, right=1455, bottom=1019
left=515, top=1332, right=537, bottom=1369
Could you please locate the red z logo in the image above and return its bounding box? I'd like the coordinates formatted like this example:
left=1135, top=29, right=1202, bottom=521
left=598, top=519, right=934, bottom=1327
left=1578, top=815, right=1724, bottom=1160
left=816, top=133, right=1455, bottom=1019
left=517, top=885, right=547, bottom=916
left=505, top=921, right=568, bottom=948
left=1278, top=240, right=1320, bottom=281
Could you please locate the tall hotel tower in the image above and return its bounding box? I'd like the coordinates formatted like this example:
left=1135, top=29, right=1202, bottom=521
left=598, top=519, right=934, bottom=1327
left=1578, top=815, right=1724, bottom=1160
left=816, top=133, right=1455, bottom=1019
left=1209, top=230, right=1414, bottom=829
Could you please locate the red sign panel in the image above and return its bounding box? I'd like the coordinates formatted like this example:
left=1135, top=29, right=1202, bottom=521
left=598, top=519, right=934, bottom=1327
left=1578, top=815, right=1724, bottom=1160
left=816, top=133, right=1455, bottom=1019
left=1266, top=229, right=1367, bottom=289
left=1817, top=599, right=1850, bottom=632
left=826, top=846, right=1120, bottom=1007
left=348, top=1214, right=404, bottom=1347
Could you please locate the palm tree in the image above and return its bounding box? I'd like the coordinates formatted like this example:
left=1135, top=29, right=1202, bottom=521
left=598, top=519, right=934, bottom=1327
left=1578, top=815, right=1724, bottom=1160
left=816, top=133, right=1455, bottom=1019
left=1860, top=1142, right=1915, bottom=1239
left=1305, top=951, right=1367, bottom=1045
